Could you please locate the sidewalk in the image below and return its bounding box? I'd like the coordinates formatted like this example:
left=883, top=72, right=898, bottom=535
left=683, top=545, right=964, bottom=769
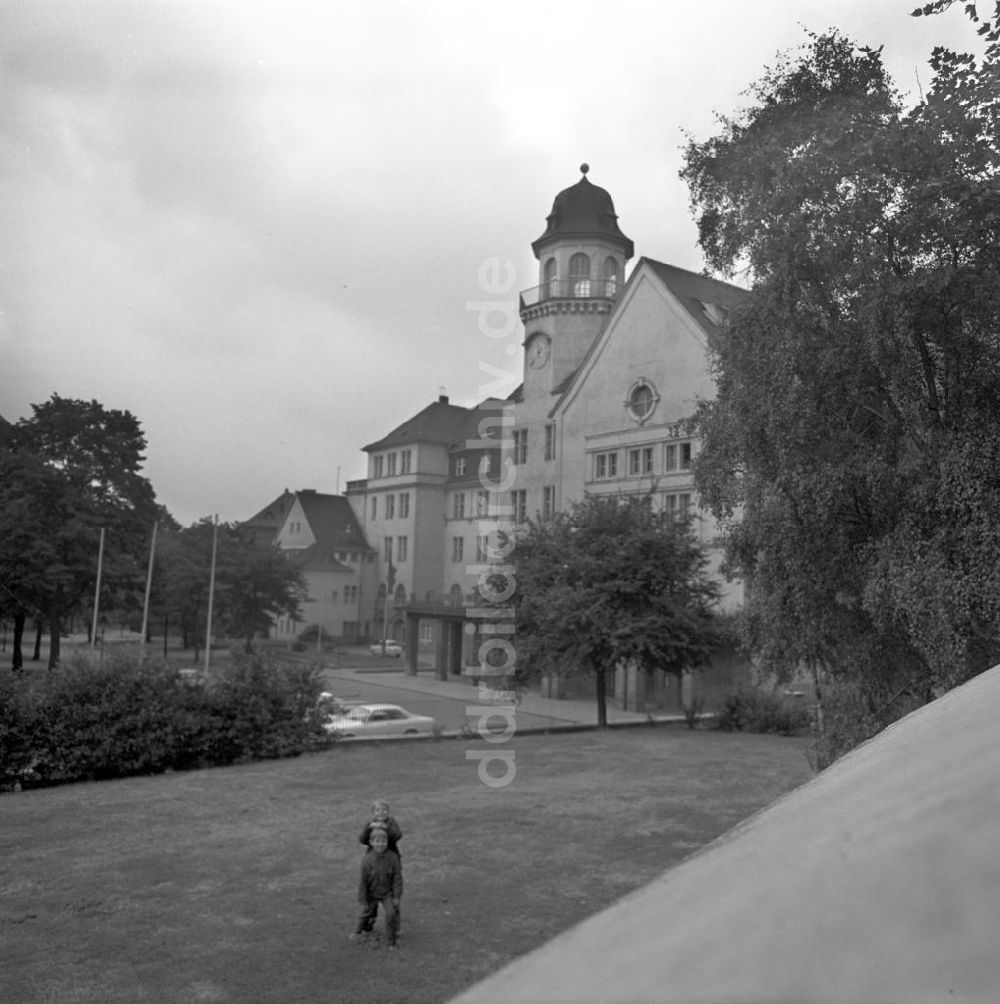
left=323, top=660, right=688, bottom=731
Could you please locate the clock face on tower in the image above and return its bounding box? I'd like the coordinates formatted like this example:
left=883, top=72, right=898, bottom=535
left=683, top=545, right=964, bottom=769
left=527, top=334, right=551, bottom=370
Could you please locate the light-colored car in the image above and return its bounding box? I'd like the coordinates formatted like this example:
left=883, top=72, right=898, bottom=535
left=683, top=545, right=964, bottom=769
left=325, top=703, right=435, bottom=739
left=369, top=639, right=404, bottom=657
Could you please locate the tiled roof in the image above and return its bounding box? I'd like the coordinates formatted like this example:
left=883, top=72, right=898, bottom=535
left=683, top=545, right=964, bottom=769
left=643, top=259, right=748, bottom=347
left=292, top=490, right=371, bottom=571
left=363, top=398, right=472, bottom=452
left=242, top=489, right=295, bottom=547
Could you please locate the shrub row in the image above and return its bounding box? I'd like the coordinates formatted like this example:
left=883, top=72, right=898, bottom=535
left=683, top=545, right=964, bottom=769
left=0, top=651, right=332, bottom=790
left=714, top=689, right=813, bottom=736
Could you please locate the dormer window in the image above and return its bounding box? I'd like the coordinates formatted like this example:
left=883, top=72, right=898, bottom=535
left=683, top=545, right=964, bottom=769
left=697, top=299, right=729, bottom=325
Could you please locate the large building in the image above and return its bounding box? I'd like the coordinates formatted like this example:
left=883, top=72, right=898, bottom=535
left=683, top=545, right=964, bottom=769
left=344, top=166, right=751, bottom=710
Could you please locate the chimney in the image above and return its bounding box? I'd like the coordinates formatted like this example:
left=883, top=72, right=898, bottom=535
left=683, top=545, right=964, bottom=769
left=438, top=394, right=449, bottom=404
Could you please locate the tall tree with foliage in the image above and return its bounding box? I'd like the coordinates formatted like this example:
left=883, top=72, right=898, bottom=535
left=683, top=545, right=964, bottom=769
left=0, top=396, right=158, bottom=668
left=514, top=495, right=722, bottom=727
left=153, top=519, right=306, bottom=655
left=681, top=26, right=1000, bottom=737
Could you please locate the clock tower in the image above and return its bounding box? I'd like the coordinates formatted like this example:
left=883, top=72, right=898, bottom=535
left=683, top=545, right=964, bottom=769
left=520, top=164, right=634, bottom=392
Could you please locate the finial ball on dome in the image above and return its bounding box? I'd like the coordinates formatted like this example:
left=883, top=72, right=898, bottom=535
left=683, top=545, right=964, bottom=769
left=580, top=162, right=589, bottom=175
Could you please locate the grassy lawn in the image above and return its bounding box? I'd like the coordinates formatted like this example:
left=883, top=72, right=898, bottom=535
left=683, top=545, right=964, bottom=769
left=0, top=727, right=813, bottom=1004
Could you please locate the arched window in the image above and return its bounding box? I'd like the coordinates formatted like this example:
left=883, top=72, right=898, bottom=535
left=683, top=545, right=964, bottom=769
left=448, top=583, right=463, bottom=607
left=603, top=256, right=619, bottom=297
left=543, top=257, right=557, bottom=299
left=394, top=584, right=407, bottom=607
left=570, top=253, right=591, bottom=297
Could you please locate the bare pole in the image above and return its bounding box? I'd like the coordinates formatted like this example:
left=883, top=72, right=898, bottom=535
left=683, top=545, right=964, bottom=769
left=90, top=527, right=105, bottom=648
left=140, top=520, right=158, bottom=650
left=204, top=516, right=218, bottom=674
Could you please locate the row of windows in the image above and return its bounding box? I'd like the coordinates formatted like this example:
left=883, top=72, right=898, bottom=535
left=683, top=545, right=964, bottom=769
left=543, top=254, right=620, bottom=281
left=371, top=449, right=413, bottom=479
left=370, top=492, right=412, bottom=521
left=448, top=489, right=505, bottom=520
left=328, top=585, right=360, bottom=605
left=593, top=441, right=693, bottom=481
left=511, top=425, right=557, bottom=464
left=382, top=535, right=409, bottom=562
left=453, top=454, right=493, bottom=477
left=504, top=488, right=693, bottom=525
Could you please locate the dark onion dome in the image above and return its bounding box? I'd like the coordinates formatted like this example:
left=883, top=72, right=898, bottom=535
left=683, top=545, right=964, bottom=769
left=532, top=164, right=634, bottom=259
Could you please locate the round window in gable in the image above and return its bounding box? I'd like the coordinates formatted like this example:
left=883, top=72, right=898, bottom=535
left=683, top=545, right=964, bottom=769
left=626, top=380, right=659, bottom=424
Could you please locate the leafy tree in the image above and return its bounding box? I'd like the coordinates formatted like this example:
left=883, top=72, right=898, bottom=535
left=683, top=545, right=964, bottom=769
left=0, top=396, right=157, bottom=669
left=514, top=495, right=722, bottom=726
left=153, top=519, right=306, bottom=655
left=681, top=27, right=1000, bottom=738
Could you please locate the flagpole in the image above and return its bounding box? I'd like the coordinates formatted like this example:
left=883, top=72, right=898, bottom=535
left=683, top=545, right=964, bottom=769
left=90, top=527, right=105, bottom=648
left=140, top=521, right=158, bottom=650
left=204, top=516, right=218, bottom=674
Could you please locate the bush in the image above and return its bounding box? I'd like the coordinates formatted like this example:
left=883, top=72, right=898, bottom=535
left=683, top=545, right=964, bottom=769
left=715, top=689, right=812, bottom=736
left=0, top=650, right=332, bottom=791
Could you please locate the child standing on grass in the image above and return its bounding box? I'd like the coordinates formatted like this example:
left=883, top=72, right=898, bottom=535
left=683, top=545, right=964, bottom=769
left=351, top=828, right=402, bottom=950
left=358, top=797, right=403, bottom=936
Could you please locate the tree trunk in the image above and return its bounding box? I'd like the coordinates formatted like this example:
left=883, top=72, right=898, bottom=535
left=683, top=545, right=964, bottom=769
left=11, top=609, right=25, bottom=672
left=48, top=617, right=61, bottom=670
left=595, top=667, right=608, bottom=728
left=32, top=619, right=43, bottom=661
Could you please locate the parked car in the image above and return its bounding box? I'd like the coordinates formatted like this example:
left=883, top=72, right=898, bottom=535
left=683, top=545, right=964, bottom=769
left=369, top=639, right=404, bottom=657
left=325, top=703, right=435, bottom=739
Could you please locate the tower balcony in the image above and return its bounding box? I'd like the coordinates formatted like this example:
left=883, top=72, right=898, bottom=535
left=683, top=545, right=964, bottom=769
left=519, top=276, right=621, bottom=312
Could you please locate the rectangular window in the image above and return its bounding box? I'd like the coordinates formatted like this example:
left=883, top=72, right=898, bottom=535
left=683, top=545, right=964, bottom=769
left=387, top=452, right=397, bottom=476
left=373, top=455, right=384, bottom=478
left=383, top=537, right=393, bottom=562
left=385, top=493, right=395, bottom=519
left=399, top=492, right=410, bottom=519
left=513, top=429, right=528, bottom=464
left=452, top=537, right=464, bottom=562
left=595, top=451, right=618, bottom=479
left=544, top=424, right=555, bottom=461
left=476, top=490, right=489, bottom=516
left=476, top=534, right=489, bottom=563
left=511, top=489, right=527, bottom=523
left=397, top=536, right=408, bottom=562
left=330, top=590, right=338, bottom=604
left=643, top=447, right=654, bottom=473
left=629, top=447, right=655, bottom=475
left=420, top=622, right=433, bottom=643
left=665, top=441, right=693, bottom=471
left=452, top=492, right=466, bottom=519
left=455, top=457, right=467, bottom=476
left=370, top=496, right=377, bottom=520
left=400, top=449, right=412, bottom=474
left=479, top=453, right=492, bottom=475
left=542, top=486, right=554, bottom=520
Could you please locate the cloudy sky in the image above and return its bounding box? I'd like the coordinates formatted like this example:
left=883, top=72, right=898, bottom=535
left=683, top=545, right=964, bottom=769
left=0, top=0, right=983, bottom=526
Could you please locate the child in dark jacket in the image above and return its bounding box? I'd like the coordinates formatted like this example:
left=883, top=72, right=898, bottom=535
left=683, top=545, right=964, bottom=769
left=351, top=828, right=402, bottom=948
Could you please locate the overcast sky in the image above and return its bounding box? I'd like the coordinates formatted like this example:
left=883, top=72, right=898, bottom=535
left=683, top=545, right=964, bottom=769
left=0, top=0, right=983, bottom=526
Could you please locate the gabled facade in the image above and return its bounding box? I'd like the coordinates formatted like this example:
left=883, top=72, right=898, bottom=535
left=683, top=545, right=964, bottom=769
left=267, top=489, right=376, bottom=643
left=341, top=167, right=751, bottom=707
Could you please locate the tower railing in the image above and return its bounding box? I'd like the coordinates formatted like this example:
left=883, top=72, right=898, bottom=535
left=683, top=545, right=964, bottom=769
left=519, top=276, right=620, bottom=310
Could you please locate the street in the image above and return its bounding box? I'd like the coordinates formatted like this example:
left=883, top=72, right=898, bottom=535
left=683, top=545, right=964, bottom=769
left=319, top=665, right=571, bottom=734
